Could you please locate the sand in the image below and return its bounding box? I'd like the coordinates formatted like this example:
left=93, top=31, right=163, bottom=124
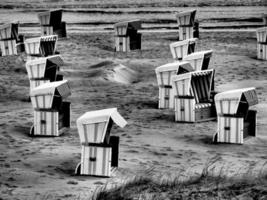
left=0, top=1, right=267, bottom=199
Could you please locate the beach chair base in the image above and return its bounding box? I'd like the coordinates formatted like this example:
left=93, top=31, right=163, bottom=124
left=115, top=34, right=141, bottom=52
left=158, top=86, right=174, bottom=109
left=0, top=39, right=17, bottom=56
left=179, top=26, right=193, bottom=41
left=257, top=43, right=267, bottom=60
left=213, top=110, right=257, bottom=144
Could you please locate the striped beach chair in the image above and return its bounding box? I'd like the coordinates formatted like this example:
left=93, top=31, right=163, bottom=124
left=170, top=38, right=198, bottom=60
left=213, top=88, right=258, bottom=144
left=0, top=22, right=19, bottom=56
left=38, top=9, right=66, bottom=37
left=183, top=50, right=213, bottom=71
left=30, top=80, right=71, bottom=136
left=114, top=20, right=141, bottom=52
left=172, top=69, right=216, bottom=122
left=175, top=10, right=197, bottom=40
left=256, top=27, right=267, bottom=60
left=75, top=108, right=127, bottom=177
left=26, top=55, right=64, bottom=91
left=155, top=61, right=193, bottom=109
left=24, top=35, right=58, bottom=60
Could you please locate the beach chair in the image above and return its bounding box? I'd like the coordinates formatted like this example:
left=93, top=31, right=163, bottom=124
left=172, top=69, right=216, bottom=122
left=75, top=108, right=127, bottom=177
left=175, top=10, right=197, bottom=40
left=170, top=38, right=198, bottom=60
left=30, top=80, right=71, bottom=136
left=155, top=61, right=194, bottom=109
left=256, top=27, right=267, bottom=60
left=38, top=9, right=66, bottom=37
left=213, top=88, right=258, bottom=144
left=262, top=13, right=267, bottom=26
left=0, top=22, right=20, bottom=56
left=114, top=20, right=142, bottom=52
left=183, top=50, right=213, bottom=71
left=24, top=35, right=58, bottom=60
left=26, top=55, right=64, bottom=90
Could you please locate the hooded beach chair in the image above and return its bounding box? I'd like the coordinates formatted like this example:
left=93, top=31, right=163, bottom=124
left=170, top=38, right=198, bottom=60
left=30, top=80, right=71, bottom=136
left=183, top=50, right=213, bottom=71
left=155, top=61, right=194, bottom=109
left=0, top=22, right=20, bottom=56
left=213, top=88, right=258, bottom=144
left=26, top=55, right=64, bottom=90
left=172, top=69, right=216, bottom=122
left=75, top=108, right=127, bottom=177
left=175, top=10, right=197, bottom=40
left=256, top=27, right=267, bottom=60
left=114, top=20, right=142, bottom=52
left=24, top=35, right=58, bottom=60
left=38, top=9, right=66, bottom=37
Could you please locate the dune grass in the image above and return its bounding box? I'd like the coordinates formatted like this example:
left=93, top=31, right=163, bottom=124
left=93, top=160, right=267, bottom=200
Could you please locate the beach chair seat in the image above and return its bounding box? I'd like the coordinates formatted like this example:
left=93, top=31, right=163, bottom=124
left=75, top=108, right=127, bottom=176
left=30, top=80, right=71, bottom=136
left=213, top=88, right=258, bottom=144
left=183, top=50, right=213, bottom=71
left=24, top=35, right=58, bottom=58
left=155, top=61, right=193, bottom=109
left=172, top=69, right=216, bottom=122
left=114, top=20, right=142, bottom=52
left=170, top=38, right=198, bottom=60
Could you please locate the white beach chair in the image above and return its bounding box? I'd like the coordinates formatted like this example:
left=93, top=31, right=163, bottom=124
left=256, top=27, right=267, bottom=60
left=38, top=9, right=66, bottom=37
left=114, top=20, right=142, bottom=52
left=0, top=22, right=19, bottom=56
left=155, top=61, right=193, bottom=109
left=75, top=108, right=127, bottom=177
left=24, top=35, right=58, bottom=60
left=172, top=69, right=216, bottom=122
left=183, top=50, right=213, bottom=71
left=26, top=55, right=64, bottom=91
left=170, top=38, right=198, bottom=60
left=213, top=88, right=258, bottom=144
left=30, top=80, right=71, bottom=136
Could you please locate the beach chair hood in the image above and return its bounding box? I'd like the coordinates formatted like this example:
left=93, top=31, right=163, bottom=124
left=0, top=22, right=19, bottom=41
left=155, top=61, right=192, bottom=87
left=25, top=55, right=64, bottom=79
left=175, top=10, right=196, bottom=26
left=30, top=80, right=71, bottom=109
left=38, top=9, right=62, bottom=28
left=76, top=108, right=127, bottom=144
left=114, top=19, right=141, bottom=35
left=215, top=87, right=258, bottom=115
left=183, top=50, right=213, bottom=71
left=172, top=69, right=214, bottom=102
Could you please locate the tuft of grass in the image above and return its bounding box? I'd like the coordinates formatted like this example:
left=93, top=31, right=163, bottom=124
left=92, top=161, right=267, bottom=200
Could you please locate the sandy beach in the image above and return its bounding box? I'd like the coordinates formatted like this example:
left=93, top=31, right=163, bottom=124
left=0, top=1, right=267, bottom=199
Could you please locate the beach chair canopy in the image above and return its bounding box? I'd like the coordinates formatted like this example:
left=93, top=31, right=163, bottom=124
left=114, top=19, right=141, bottom=36
left=170, top=38, right=198, bottom=60
left=38, top=9, right=62, bottom=28
left=215, top=87, right=258, bottom=116
left=30, top=80, right=71, bottom=109
left=0, top=22, right=19, bottom=41
left=26, top=55, right=64, bottom=80
left=183, top=50, right=213, bottom=71
left=256, top=27, right=267, bottom=43
left=155, top=61, right=193, bottom=87
left=172, top=69, right=214, bottom=103
left=175, top=10, right=196, bottom=26
left=24, top=35, right=58, bottom=56
left=77, top=108, right=127, bottom=144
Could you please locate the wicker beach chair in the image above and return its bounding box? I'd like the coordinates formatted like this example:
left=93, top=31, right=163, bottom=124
left=213, top=88, right=258, bottom=144
left=75, top=108, right=127, bottom=177
left=172, top=69, right=216, bottom=122
left=30, top=80, right=71, bottom=136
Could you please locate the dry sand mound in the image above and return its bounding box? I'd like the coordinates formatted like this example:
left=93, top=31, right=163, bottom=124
left=88, top=61, right=138, bottom=84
